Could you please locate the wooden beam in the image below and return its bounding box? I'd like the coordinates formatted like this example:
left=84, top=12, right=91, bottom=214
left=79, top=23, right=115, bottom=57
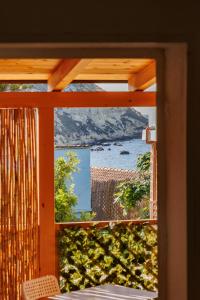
left=38, top=107, right=56, bottom=276
left=128, top=61, right=156, bottom=91
left=150, top=143, right=157, bottom=219
left=0, top=91, right=156, bottom=108
left=55, top=219, right=157, bottom=230
left=48, top=59, right=90, bottom=91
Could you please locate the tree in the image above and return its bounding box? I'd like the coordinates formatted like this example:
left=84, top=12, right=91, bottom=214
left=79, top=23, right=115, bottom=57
left=55, top=151, right=80, bottom=222
left=55, top=151, right=95, bottom=222
left=0, top=83, right=33, bottom=91
left=114, top=152, right=150, bottom=219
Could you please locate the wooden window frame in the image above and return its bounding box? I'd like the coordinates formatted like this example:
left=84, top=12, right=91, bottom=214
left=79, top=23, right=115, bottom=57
left=0, top=43, right=187, bottom=300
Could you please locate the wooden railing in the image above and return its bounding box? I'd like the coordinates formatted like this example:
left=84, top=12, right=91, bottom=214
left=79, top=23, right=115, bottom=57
left=55, top=219, right=157, bottom=229
left=56, top=219, right=158, bottom=293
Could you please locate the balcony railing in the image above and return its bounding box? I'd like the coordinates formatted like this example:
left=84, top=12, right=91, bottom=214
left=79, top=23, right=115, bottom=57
left=56, top=220, right=158, bottom=293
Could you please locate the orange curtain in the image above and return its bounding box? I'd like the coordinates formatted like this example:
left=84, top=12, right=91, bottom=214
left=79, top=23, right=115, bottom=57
left=0, top=108, right=39, bottom=300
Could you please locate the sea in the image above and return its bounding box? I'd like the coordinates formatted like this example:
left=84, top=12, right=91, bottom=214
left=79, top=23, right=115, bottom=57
left=55, top=139, right=150, bottom=171
left=55, top=139, right=150, bottom=212
left=90, top=139, right=150, bottom=170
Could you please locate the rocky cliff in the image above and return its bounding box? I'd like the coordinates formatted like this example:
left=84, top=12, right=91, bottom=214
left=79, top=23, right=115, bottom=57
left=55, top=106, right=148, bottom=145
left=55, top=84, right=148, bottom=145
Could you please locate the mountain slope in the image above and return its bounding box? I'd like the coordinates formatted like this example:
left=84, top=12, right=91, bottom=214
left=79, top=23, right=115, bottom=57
left=55, top=107, right=148, bottom=145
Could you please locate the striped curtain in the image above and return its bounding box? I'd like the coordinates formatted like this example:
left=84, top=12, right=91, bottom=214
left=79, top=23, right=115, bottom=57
left=0, top=109, right=39, bottom=300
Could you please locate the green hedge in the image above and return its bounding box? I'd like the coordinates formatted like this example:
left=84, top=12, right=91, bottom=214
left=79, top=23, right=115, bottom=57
left=58, top=222, right=158, bottom=293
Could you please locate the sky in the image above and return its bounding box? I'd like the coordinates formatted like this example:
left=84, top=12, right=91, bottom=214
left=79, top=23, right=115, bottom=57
left=97, top=83, right=156, bottom=126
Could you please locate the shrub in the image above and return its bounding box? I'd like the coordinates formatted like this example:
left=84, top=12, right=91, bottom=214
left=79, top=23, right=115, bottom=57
left=114, top=152, right=151, bottom=219
left=55, top=151, right=80, bottom=222
left=55, top=151, right=95, bottom=222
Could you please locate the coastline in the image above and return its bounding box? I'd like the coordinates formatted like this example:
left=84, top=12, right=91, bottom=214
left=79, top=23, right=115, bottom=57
left=55, top=135, right=143, bottom=148
left=55, top=139, right=150, bottom=171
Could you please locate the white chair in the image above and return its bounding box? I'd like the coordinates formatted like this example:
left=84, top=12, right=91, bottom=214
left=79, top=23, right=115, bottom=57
left=22, top=275, right=60, bottom=300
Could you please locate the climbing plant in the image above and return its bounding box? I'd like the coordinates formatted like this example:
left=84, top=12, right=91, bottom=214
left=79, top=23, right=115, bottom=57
left=58, top=222, right=158, bottom=292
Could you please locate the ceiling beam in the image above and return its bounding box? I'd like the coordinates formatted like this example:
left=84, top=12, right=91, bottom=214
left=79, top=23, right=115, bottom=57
left=48, top=59, right=91, bottom=91
left=128, top=61, right=156, bottom=91
left=0, top=91, right=156, bottom=108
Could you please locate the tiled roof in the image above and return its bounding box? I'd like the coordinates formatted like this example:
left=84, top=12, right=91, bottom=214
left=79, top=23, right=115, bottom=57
left=91, top=167, right=136, bottom=182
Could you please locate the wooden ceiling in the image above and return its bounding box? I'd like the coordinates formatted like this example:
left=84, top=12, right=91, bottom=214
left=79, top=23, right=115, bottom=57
left=0, top=58, right=156, bottom=91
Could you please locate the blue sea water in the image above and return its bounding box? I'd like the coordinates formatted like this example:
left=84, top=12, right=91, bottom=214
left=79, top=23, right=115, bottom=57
left=55, top=139, right=150, bottom=212
left=90, top=139, right=150, bottom=170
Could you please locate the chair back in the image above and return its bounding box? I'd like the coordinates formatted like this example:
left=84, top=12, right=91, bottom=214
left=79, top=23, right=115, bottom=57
left=22, top=275, right=60, bottom=300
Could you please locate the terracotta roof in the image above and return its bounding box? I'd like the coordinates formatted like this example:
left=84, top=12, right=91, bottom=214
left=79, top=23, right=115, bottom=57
left=91, top=167, right=136, bottom=182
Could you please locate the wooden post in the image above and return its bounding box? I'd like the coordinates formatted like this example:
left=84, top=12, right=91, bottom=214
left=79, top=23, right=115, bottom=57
left=150, top=143, right=157, bottom=219
left=38, top=107, right=56, bottom=276
left=145, top=127, right=157, bottom=219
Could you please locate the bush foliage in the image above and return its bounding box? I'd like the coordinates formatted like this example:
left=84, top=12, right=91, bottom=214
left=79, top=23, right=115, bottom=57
left=114, top=152, right=151, bottom=218
left=58, top=222, right=158, bottom=292
left=0, top=83, right=33, bottom=91
left=55, top=151, right=95, bottom=222
left=55, top=152, right=80, bottom=222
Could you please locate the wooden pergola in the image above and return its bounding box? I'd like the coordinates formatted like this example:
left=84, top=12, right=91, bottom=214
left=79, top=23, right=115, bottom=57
left=0, top=58, right=156, bottom=299
left=0, top=58, right=155, bottom=88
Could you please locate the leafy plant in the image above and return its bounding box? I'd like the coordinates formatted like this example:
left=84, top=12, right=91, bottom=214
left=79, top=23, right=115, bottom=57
left=0, top=84, right=8, bottom=91
left=58, top=222, right=158, bottom=292
left=0, top=83, right=33, bottom=91
left=21, top=84, right=33, bottom=90
left=114, top=152, right=151, bottom=218
left=55, top=152, right=79, bottom=222
left=79, top=211, right=96, bottom=221
left=10, top=84, right=23, bottom=91
left=137, top=152, right=151, bottom=172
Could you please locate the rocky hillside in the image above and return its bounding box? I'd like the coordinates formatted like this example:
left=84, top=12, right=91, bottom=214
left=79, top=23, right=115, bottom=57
left=0, top=83, right=148, bottom=145
left=55, top=107, right=148, bottom=145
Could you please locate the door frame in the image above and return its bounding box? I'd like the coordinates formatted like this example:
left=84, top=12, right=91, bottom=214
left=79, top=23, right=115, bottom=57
left=0, top=42, right=187, bottom=300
